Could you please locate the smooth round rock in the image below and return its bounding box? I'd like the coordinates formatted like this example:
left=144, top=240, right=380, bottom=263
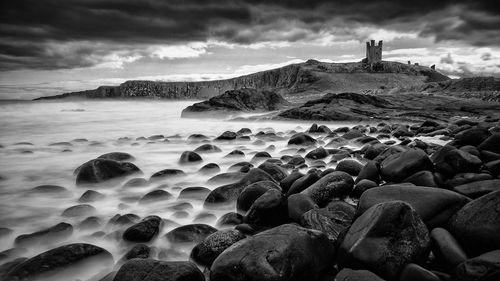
left=165, top=224, right=217, bottom=243
left=113, top=259, right=204, bottom=281
left=122, top=215, right=162, bottom=243
left=190, top=229, right=246, bottom=267
left=301, top=171, right=354, bottom=207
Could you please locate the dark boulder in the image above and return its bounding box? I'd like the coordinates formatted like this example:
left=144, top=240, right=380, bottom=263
left=78, top=190, right=105, bottom=203
left=139, top=190, right=172, bottom=204
left=430, top=145, right=482, bottom=176
left=380, top=148, right=433, bottom=183
left=244, top=189, right=288, bottom=227
left=448, top=190, right=500, bottom=256
left=210, top=224, right=335, bottom=281
left=477, top=134, right=500, bottom=154
left=118, top=244, right=151, bottom=264
left=149, top=169, right=185, bottom=182
left=76, top=159, right=141, bottom=185
left=113, top=259, right=204, bottom=281
left=179, top=151, right=202, bottom=163
left=62, top=204, right=96, bottom=217
left=399, top=263, right=440, bottom=281
left=123, top=215, right=162, bottom=243
left=194, top=144, right=222, bottom=153
left=215, top=131, right=237, bottom=141
left=165, top=224, right=217, bottom=243
left=15, top=222, right=73, bottom=246
left=190, top=229, right=246, bottom=267
left=453, top=179, right=500, bottom=199
left=279, top=171, right=304, bottom=193
left=257, top=162, right=287, bottom=182
left=335, top=268, right=384, bottom=281
left=288, top=133, right=316, bottom=146
left=335, top=159, right=363, bottom=176
left=403, top=170, right=438, bottom=187
left=455, top=127, right=492, bottom=147
left=430, top=227, right=468, bottom=269
left=453, top=250, right=500, bottom=281
left=305, top=147, right=328, bottom=160
left=337, top=201, right=430, bottom=281
left=358, top=185, right=470, bottom=228
left=287, top=193, right=317, bottom=222
left=29, top=185, right=67, bottom=194
left=287, top=171, right=321, bottom=196
left=178, top=186, right=211, bottom=201
left=98, top=152, right=135, bottom=162
left=351, top=179, right=378, bottom=198
left=4, top=243, right=113, bottom=281
left=301, top=171, right=354, bottom=206
left=198, top=163, right=221, bottom=174
left=355, top=161, right=380, bottom=184
left=236, top=181, right=280, bottom=213
left=216, top=212, right=243, bottom=227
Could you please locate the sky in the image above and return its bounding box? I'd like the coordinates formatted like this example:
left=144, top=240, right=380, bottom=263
left=0, top=0, right=499, bottom=99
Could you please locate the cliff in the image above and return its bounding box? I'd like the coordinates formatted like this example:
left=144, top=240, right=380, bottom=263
left=34, top=60, right=450, bottom=100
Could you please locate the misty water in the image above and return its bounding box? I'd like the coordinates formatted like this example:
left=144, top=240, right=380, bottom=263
left=0, top=100, right=439, bottom=280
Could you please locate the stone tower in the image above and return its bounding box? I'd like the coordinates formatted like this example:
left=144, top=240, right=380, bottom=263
left=366, top=40, right=383, bottom=64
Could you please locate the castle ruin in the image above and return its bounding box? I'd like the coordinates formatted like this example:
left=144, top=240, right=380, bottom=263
left=366, top=40, right=383, bottom=64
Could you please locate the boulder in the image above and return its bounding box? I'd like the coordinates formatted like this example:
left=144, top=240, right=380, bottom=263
left=305, top=147, right=328, bottom=160
left=430, top=145, right=482, bottom=176
left=178, top=186, right=211, bottom=201
left=477, top=133, right=500, bottom=154
left=453, top=250, right=500, bottom=281
left=98, top=152, right=135, bottom=162
left=216, top=212, right=244, bottom=227
left=179, top=151, right=202, bottom=163
left=123, top=216, right=162, bottom=243
left=301, top=201, right=355, bottom=243
left=139, top=190, right=172, bottom=203
left=430, top=227, right=468, bottom=269
left=403, top=170, right=438, bottom=187
left=165, top=224, right=217, bottom=243
left=301, top=171, right=354, bottom=206
left=399, top=263, right=440, bottom=281
left=199, top=163, right=221, bottom=174
left=194, top=144, right=222, bottom=153
left=4, top=243, right=113, bottom=281
left=448, top=190, right=500, bottom=256
left=380, top=148, right=433, bottom=183
left=335, top=159, right=364, bottom=176
left=78, top=190, right=105, bottom=203
left=62, top=204, right=96, bottom=217
left=76, top=159, right=141, bottom=185
left=358, top=185, right=470, bottom=228
left=190, top=229, right=246, bottom=267
left=118, top=244, right=151, bottom=264
left=149, top=169, right=185, bottom=182
left=287, top=172, right=321, bottom=196
left=335, top=268, right=384, bottom=281
left=244, top=189, right=288, bottom=227
left=453, top=179, right=500, bottom=199
left=204, top=168, right=275, bottom=206
left=215, top=131, right=237, bottom=141
left=279, top=171, right=304, bottom=193
left=287, top=193, right=317, bottom=222
left=355, top=161, right=380, bottom=184
left=210, top=224, right=335, bottom=281
left=15, top=222, right=73, bottom=246
left=113, top=259, right=204, bottom=281
left=338, top=201, right=430, bottom=281
left=236, top=181, right=280, bottom=213
left=257, top=162, right=288, bottom=182
left=288, top=133, right=316, bottom=146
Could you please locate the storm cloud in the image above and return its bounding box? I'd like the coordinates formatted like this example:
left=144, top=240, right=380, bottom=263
left=1, top=0, right=499, bottom=70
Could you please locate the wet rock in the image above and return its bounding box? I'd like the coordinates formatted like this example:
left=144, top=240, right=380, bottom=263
left=193, top=212, right=216, bottom=223
left=225, top=150, right=245, bottom=157
left=198, top=163, right=221, bottom=174
left=113, top=259, right=204, bottom=281
left=216, top=212, right=243, bottom=227
left=335, top=268, right=384, bottom=281
left=287, top=171, right=321, bottom=196
left=305, top=147, right=328, bottom=160
left=453, top=249, right=500, bottom=281
left=139, top=190, right=172, bottom=204
left=252, top=151, right=271, bottom=159
left=98, top=152, right=135, bottom=162
left=118, top=244, right=151, bottom=264
left=338, top=201, right=430, bottom=281
left=343, top=129, right=365, bottom=140
left=15, top=222, right=73, bottom=246
left=123, top=215, right=162, bottom=243
left=288, top=132, right=316, bottom=146
left=178, top=186, right=211, bottom=201
left=188, top=134, right=208, bottom=140
left=336, top=159, right=363, bottom=176
left=485, top=159, right=500, bottom=176
left=455, top=127, right=492, bottom=147
left=165, top=224, right=217, bottom=243
left=279, top=171, right=304, bottom=193
left=444, top=172, right=493, bottom=187
left=179, top=151, right=202, bottom=163
left=355, top=161, right=380, bottom=184
left=78, top=190, right=105, bottom=203
left=76, top=159, right=141, bottom=186
left=4, top=243, right=113, bottom=281
left=62, top=204, right=96, bottom=217
left=430, top=145, right=483, bottom=176
left=403, top=170, right=438, bottom=187
left=287, top=193, right=317, bottom=222
left=364, top=143, right=389, bottom=160
left=78, top=216, right=102, bottom=230
left=358, top=185, right=470, bottom=228
left=122, top=178, right=149, bottom=188
left=207, top=172, right=245, bottom=184
left=399, top=263, right=440, bottom=281
left=351, top=179, right=378, bottom=198
left=109, top=214, right=141, bottom=226
left=215, top=131, right=237, bottom=141
left=210, top=224, right=335, bottom=281
left=301, top=201, right=355, bottom=243
left=244, top=189, right=288, bottom=227
left=237, top=180, right=281, bottom=213
left=301, top=171, right=354, bottom=206
left=380, top=148, right=433, bottom=183
left=194, top=144, right=222, bottom=153
left=190, top=229, right=246, bottom=267
left=453, top=179, right=500, bottom=199
left=477, top=134, right=500, bottom=154
left=29, top=185, right=67, bottom=194
left=149, top=169, right=185, bottom=182
left=448, top=190, right=500, bottom=256
left=257, top=162, right=288, bottom=182
left=430, top=227, right=467, bottom=269
left=167, top=202, right=193, bottom=212
left=204, top=168, right=275, bottom=206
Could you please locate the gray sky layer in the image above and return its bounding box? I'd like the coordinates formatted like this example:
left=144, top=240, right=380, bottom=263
left=0, top=0, right=499, bottom=99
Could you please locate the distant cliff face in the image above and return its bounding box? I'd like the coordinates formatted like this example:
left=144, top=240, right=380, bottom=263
left=35, top=60, right=450, bottom=100
left=421, top=77, right=500, bottom=102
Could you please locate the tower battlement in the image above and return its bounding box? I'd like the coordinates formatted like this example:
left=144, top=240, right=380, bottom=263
left=366, top=40, right=383, bottom=64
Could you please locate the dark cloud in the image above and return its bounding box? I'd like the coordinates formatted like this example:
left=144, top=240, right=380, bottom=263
left=0, top=0, right=498, bottom=70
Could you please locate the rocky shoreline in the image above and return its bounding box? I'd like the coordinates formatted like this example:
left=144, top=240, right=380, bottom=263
left=1, top=116, right=500, bottom=281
